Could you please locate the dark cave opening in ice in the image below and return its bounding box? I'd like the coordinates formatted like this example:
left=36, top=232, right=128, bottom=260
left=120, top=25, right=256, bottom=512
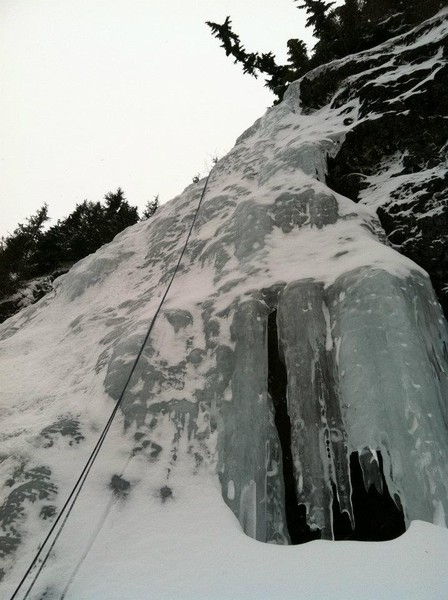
left=267, top=310, right=406, bottom=545
left=332, top=452, right=406, bottom=542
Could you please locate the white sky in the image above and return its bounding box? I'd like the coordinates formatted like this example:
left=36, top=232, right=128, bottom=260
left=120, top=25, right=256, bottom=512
left=1, top=0, right=318, bottom=236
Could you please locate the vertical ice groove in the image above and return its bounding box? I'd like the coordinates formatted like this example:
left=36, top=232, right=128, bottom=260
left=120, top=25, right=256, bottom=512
left=322, top=301, right=333, bottom=352
left=219, top=298, right=289, bottom=544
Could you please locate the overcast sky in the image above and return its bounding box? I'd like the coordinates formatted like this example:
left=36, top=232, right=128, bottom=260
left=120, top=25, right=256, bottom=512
left=1, top=0, right=319, bottom=236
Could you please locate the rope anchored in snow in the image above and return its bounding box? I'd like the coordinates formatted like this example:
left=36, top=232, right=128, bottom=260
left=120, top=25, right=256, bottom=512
left=9, top=171, right=213, bottom=600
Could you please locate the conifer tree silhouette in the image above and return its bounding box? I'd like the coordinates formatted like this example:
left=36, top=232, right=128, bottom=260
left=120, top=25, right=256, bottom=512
left=207, top=0, right=445, bottom=102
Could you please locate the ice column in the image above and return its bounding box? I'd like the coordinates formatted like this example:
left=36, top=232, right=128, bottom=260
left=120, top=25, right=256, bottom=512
left=278, top=281, right=352, bottom=539
left=328, top=267, right=448, bottom=526
left=219, top=299, right=289, bottom=544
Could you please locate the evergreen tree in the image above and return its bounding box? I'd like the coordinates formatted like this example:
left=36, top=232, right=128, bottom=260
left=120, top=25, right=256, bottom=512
left=56, top=189, right=139, bottom=263
left=61, top=200, right=106, bottom=262
left=207, top=0, right=445, bottom=102
left=287, top=39, right=310, bottom=73
left=0, top=189, right=141, bottom=306
left=206, top=17, right=310, bottom=101
left=298, top=0, right=335, bottom=39
left=0, top=204, right=49, bottom=296
left=103, top=187, right=139, bottom=239
left=142, top=195, right=159, bottom=220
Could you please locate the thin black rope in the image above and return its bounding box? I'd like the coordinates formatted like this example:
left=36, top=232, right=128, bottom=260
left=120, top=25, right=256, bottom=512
left=9, top=171, right=213, bottom=600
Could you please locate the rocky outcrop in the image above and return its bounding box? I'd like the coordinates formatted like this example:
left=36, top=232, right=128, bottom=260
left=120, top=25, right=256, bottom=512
left=0, top=269, right=70, bottom=323
left=298, top=11, right=448, bottom=315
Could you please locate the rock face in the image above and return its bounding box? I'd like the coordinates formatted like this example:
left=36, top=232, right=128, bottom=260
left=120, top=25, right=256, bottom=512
left=0, top=274, right=58, bottom=323
left=311, top=12, right=448, bottom=316
left=0, top=10, right=448, bottom=599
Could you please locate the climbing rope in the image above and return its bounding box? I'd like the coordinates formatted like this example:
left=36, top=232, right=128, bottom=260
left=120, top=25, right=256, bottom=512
left=59, top=454, right=133, bottom=599
left=9, top=171, right=213, bottom=600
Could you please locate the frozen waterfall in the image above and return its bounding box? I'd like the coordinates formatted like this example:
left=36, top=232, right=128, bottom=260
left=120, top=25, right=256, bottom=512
left=1, top=13, right=448, bottom=598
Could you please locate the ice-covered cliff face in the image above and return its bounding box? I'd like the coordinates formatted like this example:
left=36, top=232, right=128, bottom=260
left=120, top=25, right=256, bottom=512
left=1, top=10, right=448, bottom=600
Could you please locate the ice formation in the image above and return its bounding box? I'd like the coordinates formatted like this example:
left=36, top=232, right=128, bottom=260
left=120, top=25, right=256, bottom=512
left=0, top=9, right=448, bottom=600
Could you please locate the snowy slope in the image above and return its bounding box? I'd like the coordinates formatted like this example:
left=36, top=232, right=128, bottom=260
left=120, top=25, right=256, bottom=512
left=1, top=9, right=448, bottom=600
